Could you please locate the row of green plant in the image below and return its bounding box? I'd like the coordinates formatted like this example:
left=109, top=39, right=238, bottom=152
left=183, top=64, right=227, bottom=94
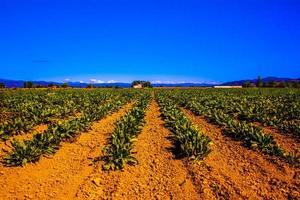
left=102, top=93, right=151, bottom=170
left=229, top=95, right=299, bottom=137
left=173, top=90, right=299, bottom=165
left=0, top=90, right=117, bottom=140
left=174, top=88, right=300, bottom=138
left=3, top=93, right=134, bottom=166
left=156, top=92, right=212, bottom=161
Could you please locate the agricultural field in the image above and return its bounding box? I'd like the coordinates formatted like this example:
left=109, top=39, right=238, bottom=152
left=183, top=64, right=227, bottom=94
left=0, top=88, right=299, bottom=199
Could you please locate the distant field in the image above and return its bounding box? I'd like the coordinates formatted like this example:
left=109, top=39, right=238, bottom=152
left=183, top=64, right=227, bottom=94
left=0, top=88, right=299, bottom=199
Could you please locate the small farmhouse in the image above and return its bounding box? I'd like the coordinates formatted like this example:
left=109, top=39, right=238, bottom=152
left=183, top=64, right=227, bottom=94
left=133, top=83, right=143, bottom=89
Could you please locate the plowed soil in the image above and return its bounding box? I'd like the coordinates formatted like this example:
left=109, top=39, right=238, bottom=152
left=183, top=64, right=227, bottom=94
left=0, top=124, right=48, bottom=157
left=262, top=126, right=300, bottom=153
left=0, top=112, right=81, bottom=158
left=181, top=107, right=300, bottom=199
left=76, top=100, right=199, bottom=200
left=0, top=102, right=133, bottom=200
left=0, top=100, right=299, bottom=200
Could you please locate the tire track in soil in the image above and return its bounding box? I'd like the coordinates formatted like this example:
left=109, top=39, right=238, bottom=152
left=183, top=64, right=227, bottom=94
left=181, top=107, right=300, bottom=200
left=76, top=100, right=200, bottom=200
left=0, top=102, right=134, bottom=200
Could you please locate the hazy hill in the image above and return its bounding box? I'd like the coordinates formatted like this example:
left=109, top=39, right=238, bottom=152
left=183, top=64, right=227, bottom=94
left=0, top=79, right=213, bottom=88
left=221, top=77, right=300, bottom=86
left=1, top=77, right=299, bottom=88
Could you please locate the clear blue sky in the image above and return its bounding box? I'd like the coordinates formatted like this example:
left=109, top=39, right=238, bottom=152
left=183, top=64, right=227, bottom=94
left=0, top=0, right=299, bottom=83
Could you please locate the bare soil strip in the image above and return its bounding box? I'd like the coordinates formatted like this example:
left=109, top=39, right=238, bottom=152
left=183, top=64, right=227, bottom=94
left=181, top=107, right=300, bottom=200
left=0, top=112, right=82, bottom=158
left=0, top=102, right=133, bottom=200
left=0, top=124, right=48, bottom=157
left=76, top=100, right=200, bottom=200
left=262, top=126, right=300, bottom=153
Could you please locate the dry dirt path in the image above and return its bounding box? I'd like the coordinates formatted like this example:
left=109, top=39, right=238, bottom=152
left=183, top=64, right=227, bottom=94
left=0, top=102, right=133, bottom=200
left=76, top=100, right=200, bottom=200
left=181, top=107, right=300, bottom=200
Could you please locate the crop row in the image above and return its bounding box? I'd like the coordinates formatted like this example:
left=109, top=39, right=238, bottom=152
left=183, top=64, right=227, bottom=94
left=0, top=90, right=117, bottom=140
left=173, top=90, right=299, bottom=164
left=103, top=93, right=151, bottom=170
left=3, top=92, right=134, bottom=166
left=176, top=89, right=300, bottom=138
left=156, top=92, right=212, bottom=161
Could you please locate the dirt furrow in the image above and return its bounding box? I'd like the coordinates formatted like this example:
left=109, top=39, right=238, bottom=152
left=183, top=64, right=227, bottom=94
left=0, top=124, right=48, bottom=157
left=181, top=107, right=300, bottom=200
left=0, top=113, right=82, bottom=158
left=76, top=100, right=200, bottom=200
left=262, top=126, right=300, bottom=153
left=0, top=102, right=133, bottom=200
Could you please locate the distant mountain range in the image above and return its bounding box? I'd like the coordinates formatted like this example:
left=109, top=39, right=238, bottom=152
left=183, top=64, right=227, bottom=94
left=0, top=79, right=130, bottom=88
left=0, top=78, right=214, bottom=88
left=0, top=77, right=299, bottom=88
left=152, top=83, right=214, bottom=87
left=221, top=77, right=300, bottom=86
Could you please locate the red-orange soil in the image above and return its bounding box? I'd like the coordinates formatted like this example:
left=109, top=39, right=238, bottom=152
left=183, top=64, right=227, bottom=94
left=76, top=100, right=199, bottom=200
left=0, top=103, right=133, bottom=200
left=181, top=107, right=300, bottom=199
left=0, top=124, right=48, bottom=157
left=262, top=126, right=300, bottom=153
left=0, top=101, right=299, bottom=200
left=0, top=112, right=82, bottom=158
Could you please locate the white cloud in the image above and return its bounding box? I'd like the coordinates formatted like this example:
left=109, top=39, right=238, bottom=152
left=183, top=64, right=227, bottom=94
left=192, top=81, right=220, bottom=85
left=89, top=79, right=106, bottom=83
left=64, top=78, right=70, bottom=82
left=164, top=81, right=176, bottom=84
left=151, top=80, right=178, bottom=84
left=79, top=80, right=84, bottom=83
left=107, top=80, right=116, bottom=83
left=151, top=80, right=162, bottom=84
left=150, top=80, right=219, bottom=84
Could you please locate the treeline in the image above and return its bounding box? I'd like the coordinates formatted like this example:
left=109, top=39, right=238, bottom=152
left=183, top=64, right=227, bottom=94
left=0, top=81, right=70, bottom=89
left=243, top=76, right=300, bottom=88
left=24, top=82, right=69, bottom=88
left=131, top=80, right=152, bottom=88
left=0, top=82, right=123, bottom=89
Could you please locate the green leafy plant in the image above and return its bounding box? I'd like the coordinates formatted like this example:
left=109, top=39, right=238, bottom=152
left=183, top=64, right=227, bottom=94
left=3, top=90, right=136, bottom=166
left=156, top=93, right=212, bottom=161
left=103, top=93, right=151, bottom=170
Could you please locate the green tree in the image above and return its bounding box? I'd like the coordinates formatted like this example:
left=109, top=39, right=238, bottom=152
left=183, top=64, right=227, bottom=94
left=295, top=82, right=300, bottom=88
left=278, top=82, right=285, bottom=88
left=86, top=84, right=93, bottom=88
left=263, top=82, right=270, bottom=87
left=0, top=82, right=5, bottom=88
left=284, top=82, right=293, bottom=88
left=61, top=83, right=69, bottom=88
left=269, top=81, right=278, bottom=88
left=24, top=81, right=33, bottom=88
left=242, top=81, right=252, bottom=88
left=131, top=80, right=152, bottom=88
left=256, top=76, right=263, bottom=87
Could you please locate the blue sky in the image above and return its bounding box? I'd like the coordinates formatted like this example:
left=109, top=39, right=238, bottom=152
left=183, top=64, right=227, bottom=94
left=0, top=0, right=299, bottom=83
